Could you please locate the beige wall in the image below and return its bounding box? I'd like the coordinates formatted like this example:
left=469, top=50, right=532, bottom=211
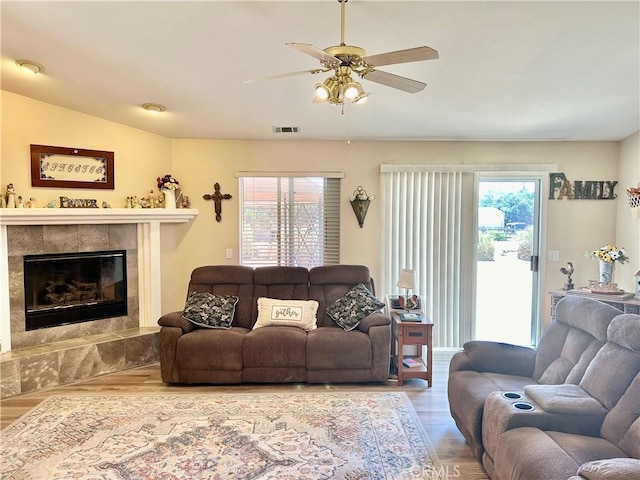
left=1, top=92, right=172, bottom=204
left=171, top=139, right=624, bottom=326
left=3, top=91, right=636, bottom=330
left=616, top=132, right=640, bottom=291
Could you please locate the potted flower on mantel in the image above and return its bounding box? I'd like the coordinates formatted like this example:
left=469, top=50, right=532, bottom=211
left=586, top=244, right=629, bottom=286
left=157, top=174, right=180, bottom=209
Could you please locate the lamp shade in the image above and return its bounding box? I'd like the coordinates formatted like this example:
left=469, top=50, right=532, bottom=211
left=397, top=269, right=416, bottom=291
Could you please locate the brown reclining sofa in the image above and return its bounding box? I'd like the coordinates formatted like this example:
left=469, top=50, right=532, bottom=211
left=158, top=264, right=391, bottom=384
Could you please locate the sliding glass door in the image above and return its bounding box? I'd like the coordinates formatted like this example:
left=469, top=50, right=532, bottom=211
left=475, top=177, right=541, bottom=346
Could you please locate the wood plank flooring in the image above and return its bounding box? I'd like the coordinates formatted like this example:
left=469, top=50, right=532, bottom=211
left=0, top=349, right=488, bottom=480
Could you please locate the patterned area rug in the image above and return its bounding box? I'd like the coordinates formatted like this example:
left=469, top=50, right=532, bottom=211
left=2, top=392, right=444, bottom=479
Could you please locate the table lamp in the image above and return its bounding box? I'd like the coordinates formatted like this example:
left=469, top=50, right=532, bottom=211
left=397, top=268, right=416, bottom=294
left=397, top=269, right=420, bottom=311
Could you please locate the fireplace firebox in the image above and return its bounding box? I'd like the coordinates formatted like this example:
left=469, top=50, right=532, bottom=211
left=24, top=250, right=128, bottom=331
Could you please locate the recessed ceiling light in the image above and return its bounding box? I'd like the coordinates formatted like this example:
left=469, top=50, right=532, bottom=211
left=142, top=103, right=166, bottom=113
left=16, top=59, right=44, bottom=75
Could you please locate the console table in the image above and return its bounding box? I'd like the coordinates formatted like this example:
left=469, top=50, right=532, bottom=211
left=549, top=289, right=640, bottom=321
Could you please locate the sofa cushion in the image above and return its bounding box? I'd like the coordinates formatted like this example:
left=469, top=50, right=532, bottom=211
left=188, top=265, right=255, bottom=329
left=176, top=328, right=247, bottom=370
left=494, top=427, right=628, bottom=480
left=580, top=315, right=640, bottom=411
left=576, top=458, right=640, bottom=480
left=243, top=326, right=307, bottom=368
left=599, top=372, right=640, bottom=458
left=307, top=327, right=373, bottom=369
left=532, top=297, right=622, bottom=384
left=309, top=265, right=376, bottom=327
left=253, top=297, right=319, bottom=331
left=326, top=283, right=385, bottom=331
left=181, top=292, right=239, bottom=329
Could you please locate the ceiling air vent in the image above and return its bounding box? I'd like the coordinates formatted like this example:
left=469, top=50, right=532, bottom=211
left=272, top=126, right=300, bottom=134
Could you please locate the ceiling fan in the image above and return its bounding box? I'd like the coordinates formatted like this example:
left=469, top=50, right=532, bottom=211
left=244, top=0, right=439, bottom=108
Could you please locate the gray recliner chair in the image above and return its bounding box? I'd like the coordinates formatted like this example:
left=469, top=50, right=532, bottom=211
left=448, top=295, right=622, bottom=460
left=490, top=313, right=640, bottom=480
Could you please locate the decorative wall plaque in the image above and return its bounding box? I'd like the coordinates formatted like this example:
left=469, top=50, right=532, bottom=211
left=549, top=172, right=618, bottom=200
left=30, top=144, right=115, bottom=189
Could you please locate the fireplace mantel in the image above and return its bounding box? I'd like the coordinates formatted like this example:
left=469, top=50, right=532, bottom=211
left=0, top=208, right=199, bottom=352
left=0, top=208, right=198, bottom=226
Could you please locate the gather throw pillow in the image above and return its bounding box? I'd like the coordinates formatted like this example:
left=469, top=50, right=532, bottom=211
left=326, top=283, right=385, bottom=331
left=181, top=292, right=239, bottom=329
left=253, top=298, right=319, bottom=331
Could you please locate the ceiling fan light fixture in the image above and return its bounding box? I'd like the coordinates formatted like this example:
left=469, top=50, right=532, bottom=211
left=353, top=91, right=369, bottom=104
left=343, top=80, right=360, bottom=100
left=314, top=82, right=330, bottom=100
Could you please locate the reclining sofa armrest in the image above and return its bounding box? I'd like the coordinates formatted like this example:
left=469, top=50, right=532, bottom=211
left=482, top=390, right=607, bottom=462
left=454, top=340, right=536, bottom=377
left=357, top=311, right=390, bottom=333
left=449, top=350, right=473, bottom=373
left=523, top=384, right=608, bottom=415
left=158, top=311, right=195, bottom=334
left=570, top=458, right=640, bottom=480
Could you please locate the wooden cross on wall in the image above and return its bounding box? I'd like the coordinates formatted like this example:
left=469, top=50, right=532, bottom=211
left=202, top=182, right=232, bottom=222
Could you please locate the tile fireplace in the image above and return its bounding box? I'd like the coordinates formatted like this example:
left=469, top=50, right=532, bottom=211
left=0, top=208, right=198, bottom=398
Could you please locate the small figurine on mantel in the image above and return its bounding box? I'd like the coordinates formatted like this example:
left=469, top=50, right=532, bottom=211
left=5, top=183, right=16, bottom=208
left=560, top=262, right=575, bottom=290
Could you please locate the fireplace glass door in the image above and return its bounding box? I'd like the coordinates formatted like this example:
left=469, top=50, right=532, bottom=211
left=24, top=250, right=127, bottom=330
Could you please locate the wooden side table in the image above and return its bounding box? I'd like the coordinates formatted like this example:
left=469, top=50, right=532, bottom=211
left=391, top=312, right=433, bottom=386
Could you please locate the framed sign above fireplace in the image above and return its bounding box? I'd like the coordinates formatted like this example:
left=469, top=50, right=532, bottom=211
left=30, top=144, right=115, bottom=189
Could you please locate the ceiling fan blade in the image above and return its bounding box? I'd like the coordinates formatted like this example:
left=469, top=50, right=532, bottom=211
left=362, top=70, right=427, bottom=94
left=286, top=43, right=341, bottom=65
left=364, top=46, right=439, bottom=67
left=243, top=69, right=325, bottom=84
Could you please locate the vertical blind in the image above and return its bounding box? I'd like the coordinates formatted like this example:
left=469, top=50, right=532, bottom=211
left=239, top=176, right=340, bottom=268
left=381, top=169, right=476, bottom=348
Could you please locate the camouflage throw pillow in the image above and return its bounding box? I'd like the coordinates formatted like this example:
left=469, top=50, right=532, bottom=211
left=326, top=283, right=385, bottom=331
left=181, top=292, right=239, bottom=329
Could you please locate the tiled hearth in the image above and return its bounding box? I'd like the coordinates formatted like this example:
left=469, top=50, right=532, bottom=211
left=0, top=209, right=198, bottom=399
left=0, top=327, right=159, bottom=398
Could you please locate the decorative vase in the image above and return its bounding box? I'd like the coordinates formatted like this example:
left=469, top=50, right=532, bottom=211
left=599, top=261, right=615, bottom=284
left=163, top=189, right=176, bottom=209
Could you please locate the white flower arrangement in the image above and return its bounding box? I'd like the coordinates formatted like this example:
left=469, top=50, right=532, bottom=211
left=587, top=244, right=629, bottom=264
left=157, top=174, right=179, bottom=191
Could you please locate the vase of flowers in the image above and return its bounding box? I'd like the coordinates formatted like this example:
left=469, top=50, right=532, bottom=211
left=157, top=174, right=179, bottom=209
left=587, top=244, right=629, bottom=285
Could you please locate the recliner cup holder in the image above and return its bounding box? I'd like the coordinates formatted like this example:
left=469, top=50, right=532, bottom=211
left=513, top=402, right=535, bottom=411
left=502, top=392, right=522, bottom=400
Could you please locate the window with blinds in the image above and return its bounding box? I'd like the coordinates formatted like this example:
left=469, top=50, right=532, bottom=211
left=239, top=176, right=340, bottom=268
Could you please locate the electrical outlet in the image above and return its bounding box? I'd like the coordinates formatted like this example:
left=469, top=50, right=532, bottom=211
left=548, top=251, right=560, bottom=262
left=225, top=248, right=233, bottom=259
